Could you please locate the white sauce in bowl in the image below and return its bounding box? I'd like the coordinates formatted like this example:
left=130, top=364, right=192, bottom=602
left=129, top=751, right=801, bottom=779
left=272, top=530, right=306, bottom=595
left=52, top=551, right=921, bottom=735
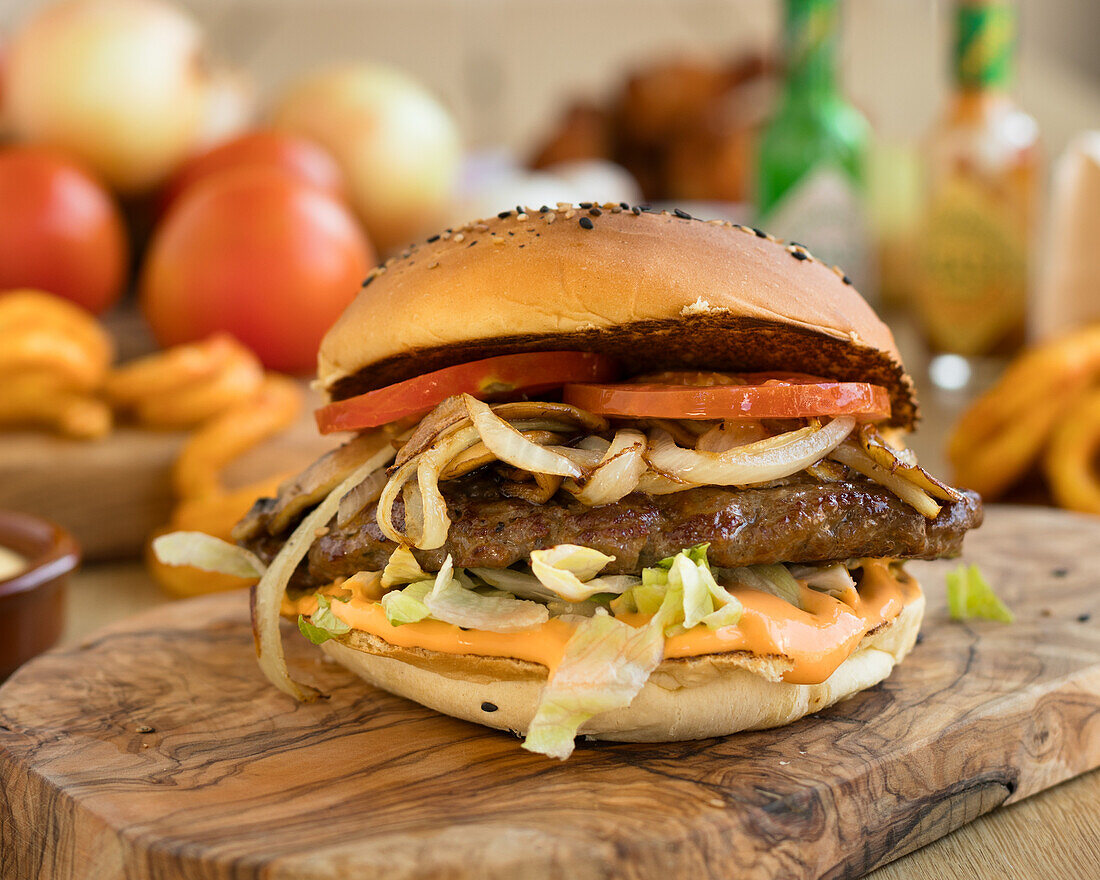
left=0, top=545, right=27, bottom=581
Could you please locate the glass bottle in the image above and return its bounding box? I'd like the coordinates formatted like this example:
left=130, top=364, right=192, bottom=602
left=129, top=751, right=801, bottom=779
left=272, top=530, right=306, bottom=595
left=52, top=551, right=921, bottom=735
left=756, top=0, right=873, bottom=294
left=913, top=0, right=1039, bottom=387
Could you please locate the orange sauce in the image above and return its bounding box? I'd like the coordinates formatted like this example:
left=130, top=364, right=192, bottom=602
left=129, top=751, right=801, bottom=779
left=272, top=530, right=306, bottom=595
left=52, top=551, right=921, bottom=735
left=285, top=560, right=919, bottom=685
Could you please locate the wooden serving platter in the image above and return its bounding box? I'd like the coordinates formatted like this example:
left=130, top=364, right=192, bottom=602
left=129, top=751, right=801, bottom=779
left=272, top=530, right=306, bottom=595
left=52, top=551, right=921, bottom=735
left=1, top=506, right=1099, bottom=880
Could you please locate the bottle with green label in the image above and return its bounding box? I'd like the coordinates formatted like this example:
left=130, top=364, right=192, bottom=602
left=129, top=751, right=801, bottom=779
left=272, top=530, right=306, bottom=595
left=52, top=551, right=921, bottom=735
left=913, top=0, right=1039, bottom=378
left=756, top=0, right=872, bottom=294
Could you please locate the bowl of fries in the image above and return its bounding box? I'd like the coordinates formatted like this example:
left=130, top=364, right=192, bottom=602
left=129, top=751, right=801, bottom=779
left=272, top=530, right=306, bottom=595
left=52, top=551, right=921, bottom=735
left=950, top=323, right=1100, bottom=514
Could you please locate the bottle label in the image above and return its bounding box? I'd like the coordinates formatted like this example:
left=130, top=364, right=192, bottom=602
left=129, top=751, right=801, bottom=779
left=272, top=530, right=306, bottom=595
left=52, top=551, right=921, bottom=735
left=762, top=165, right=872, bottom=295
left=915, top=176, right=1027, bottom=354
left=955, top=3, right=1015, bottom=89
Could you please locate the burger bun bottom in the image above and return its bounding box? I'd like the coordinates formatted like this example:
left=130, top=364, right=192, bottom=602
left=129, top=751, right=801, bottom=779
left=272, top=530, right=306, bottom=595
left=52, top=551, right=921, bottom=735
left=320, top=592, right=924, bottom=742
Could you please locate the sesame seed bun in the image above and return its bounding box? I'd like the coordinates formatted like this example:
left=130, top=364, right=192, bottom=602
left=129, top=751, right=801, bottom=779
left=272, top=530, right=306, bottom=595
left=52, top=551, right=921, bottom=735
left=320, top=588, right=924, bottom=742
left=317, top=204, right=917, bottom=427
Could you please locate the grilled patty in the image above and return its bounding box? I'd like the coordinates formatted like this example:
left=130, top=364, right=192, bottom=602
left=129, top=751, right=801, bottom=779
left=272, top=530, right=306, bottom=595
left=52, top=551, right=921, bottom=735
left=241, top=473, right=982, bottom=590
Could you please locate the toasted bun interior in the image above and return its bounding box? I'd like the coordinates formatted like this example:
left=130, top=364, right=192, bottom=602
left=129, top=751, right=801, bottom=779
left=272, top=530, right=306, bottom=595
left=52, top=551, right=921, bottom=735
left=319, top=206, right=917, bottom=427
left=321, top=592, right=923, bottom=743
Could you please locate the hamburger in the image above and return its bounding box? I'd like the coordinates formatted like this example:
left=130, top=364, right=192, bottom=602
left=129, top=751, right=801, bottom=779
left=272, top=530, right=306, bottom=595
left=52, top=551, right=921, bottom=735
left=161, top=204, right=982, bottom=759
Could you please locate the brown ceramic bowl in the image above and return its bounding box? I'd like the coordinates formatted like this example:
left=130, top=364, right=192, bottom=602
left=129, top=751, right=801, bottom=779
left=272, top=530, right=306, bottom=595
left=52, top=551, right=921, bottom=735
left=0, top=510, right=80, bottom=680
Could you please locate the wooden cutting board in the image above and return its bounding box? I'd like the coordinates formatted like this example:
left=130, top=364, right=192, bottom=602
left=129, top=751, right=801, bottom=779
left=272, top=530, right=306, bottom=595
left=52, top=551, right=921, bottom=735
left=1, top=506, right=1099, bottom=880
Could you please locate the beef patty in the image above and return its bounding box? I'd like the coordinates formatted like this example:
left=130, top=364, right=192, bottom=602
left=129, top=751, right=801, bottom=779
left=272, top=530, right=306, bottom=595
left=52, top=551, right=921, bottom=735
left=240, top=473, right=983, bottom=590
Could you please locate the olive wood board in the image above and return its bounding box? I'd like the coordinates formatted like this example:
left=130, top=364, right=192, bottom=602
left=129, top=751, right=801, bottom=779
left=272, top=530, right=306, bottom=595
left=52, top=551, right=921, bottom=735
left=0, top=397, right=333, bottom=561
left=1, top=505, right=1099, bottom=880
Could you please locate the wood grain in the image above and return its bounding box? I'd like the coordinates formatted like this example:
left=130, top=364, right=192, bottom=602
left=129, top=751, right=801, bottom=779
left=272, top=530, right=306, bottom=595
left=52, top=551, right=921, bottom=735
left=1, top=505, right=1099, bottom=880
left=0, top=398, right=334, bottom=561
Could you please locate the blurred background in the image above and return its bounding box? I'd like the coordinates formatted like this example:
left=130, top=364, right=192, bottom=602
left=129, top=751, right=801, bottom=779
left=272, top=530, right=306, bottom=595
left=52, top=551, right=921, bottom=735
left=1, top=0, right=1099, bottom=659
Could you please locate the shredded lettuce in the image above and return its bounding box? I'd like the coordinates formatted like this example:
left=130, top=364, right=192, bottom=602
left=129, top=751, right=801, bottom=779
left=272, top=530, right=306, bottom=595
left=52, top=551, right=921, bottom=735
left=297, top=594, right=351, bottom=645
left=152, top=531, right=266, bottom=578
left=611, top=545, right=743, bottom=634
left=425, top=556, right=550, bottom=633
left=726, top=563, right=803, bottom=608
left=523, top=609, right=666, bottom=760
left=947, top=564, right=1013, bottom=623
left=469, top=566, right=557, bottom=601
left=381, top=580, right=433, bottom=626
left=381, top=546, right=427, bottom=588
left=530, top=544, right=634, bottom=601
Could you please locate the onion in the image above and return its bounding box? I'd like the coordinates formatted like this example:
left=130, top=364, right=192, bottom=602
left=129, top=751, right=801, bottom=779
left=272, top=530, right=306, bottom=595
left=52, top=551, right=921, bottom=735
left=830, top=442, right=941, bottom=519
left=566, top=429, right=647, bottom=506
left=271, top=62, right=460, bottom=252
left=500, top=472, right=563, bottom=504
left=464, top=395, right=583, bottom=479
left=336, top=466, right=389, bottom=527
left=377, top=422, right=482, bottom=548
left=8, top=0, right=209, bottom=193
left=856, top=425, right=962, bottom=502
left=635, top=471, right=696, bottom=495
left=646, top=417, right=855, bottom=487
left=547, top=446, right=604, bottom=469
left=252, top=444, right=394, bottom=701
left=696, top=421, right=768, bottom=453
left=440, top=430, right=564, bottom=480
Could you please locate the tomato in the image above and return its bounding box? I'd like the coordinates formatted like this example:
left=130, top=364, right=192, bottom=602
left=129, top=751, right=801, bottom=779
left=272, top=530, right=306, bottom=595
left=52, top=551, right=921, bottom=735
left=160, top=130, right=343, bottom=213
left=315, top=351, right=619, bottom=433
left=141, top=168, right=374, bottom=373
left=562, top=376, right=891, bottom=421
left=0, top=146, right=127, bottom=314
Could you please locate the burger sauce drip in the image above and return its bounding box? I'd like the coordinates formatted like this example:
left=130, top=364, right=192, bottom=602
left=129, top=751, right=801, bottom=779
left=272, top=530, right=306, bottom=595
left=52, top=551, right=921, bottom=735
left=289, top=560, right=919, bottom=686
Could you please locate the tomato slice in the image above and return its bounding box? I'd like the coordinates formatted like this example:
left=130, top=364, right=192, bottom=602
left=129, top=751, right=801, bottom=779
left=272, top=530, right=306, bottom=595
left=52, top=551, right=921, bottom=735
left=562, top=377, right=891, bottom=421
left=316, top=351, right=619, bottom=433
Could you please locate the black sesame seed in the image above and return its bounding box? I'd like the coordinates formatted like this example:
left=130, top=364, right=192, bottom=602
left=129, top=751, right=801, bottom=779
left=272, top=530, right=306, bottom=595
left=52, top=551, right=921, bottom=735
left=589, top=207, right=602, bottom=216
left=631, top=205, right=642, bottom=215
left=497, top=210, right=511, bottom=219
left=914, top=633, right=924, bottom=646
left=790, top=249, right=809, bottom=261
left=620, top=201, right=629, bottom=209
left=481, top=702, right=498, bottom=713
left=638, top=204, right=654, bottom=212
left=519, top=244, right=525, bottom=248
left=1053, top=567, right=1070, bottom=578
left=515, top=205, right=523, bottom=214
left=579, top=216, right=594, bottom=229
left=752, top=227, right=767, bottom=238
left=842, top=275, right=853, bottom=285
left=790, top=241, right=806, bottom=249
left=468, top=240, right=477, bottom=247
left=674, top=208, right=691, bottom=219
left=539, top=205, right=550, bottom=213
left=136, top=724, right=155, bottom=733
left=494, top=521, right=505, bottom=533
left=1078, top=613, right=1092, bottom=623
left=427, top=234, right=440, bottom=243
left=362, top=276, right=374, bottom=287
left=579, top=201, right=593, bottom=209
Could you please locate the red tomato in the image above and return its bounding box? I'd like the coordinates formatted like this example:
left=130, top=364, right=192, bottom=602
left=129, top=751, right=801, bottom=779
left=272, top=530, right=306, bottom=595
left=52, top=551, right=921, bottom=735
left=315, top=351, right=619, bottom=433
left=562, top=377, right=891, bottom=421
left=141, top=168, right=374, bottom=373
left=0, top=147, right=127, bottom=314
left=160, top=130, right=343, bottom=213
